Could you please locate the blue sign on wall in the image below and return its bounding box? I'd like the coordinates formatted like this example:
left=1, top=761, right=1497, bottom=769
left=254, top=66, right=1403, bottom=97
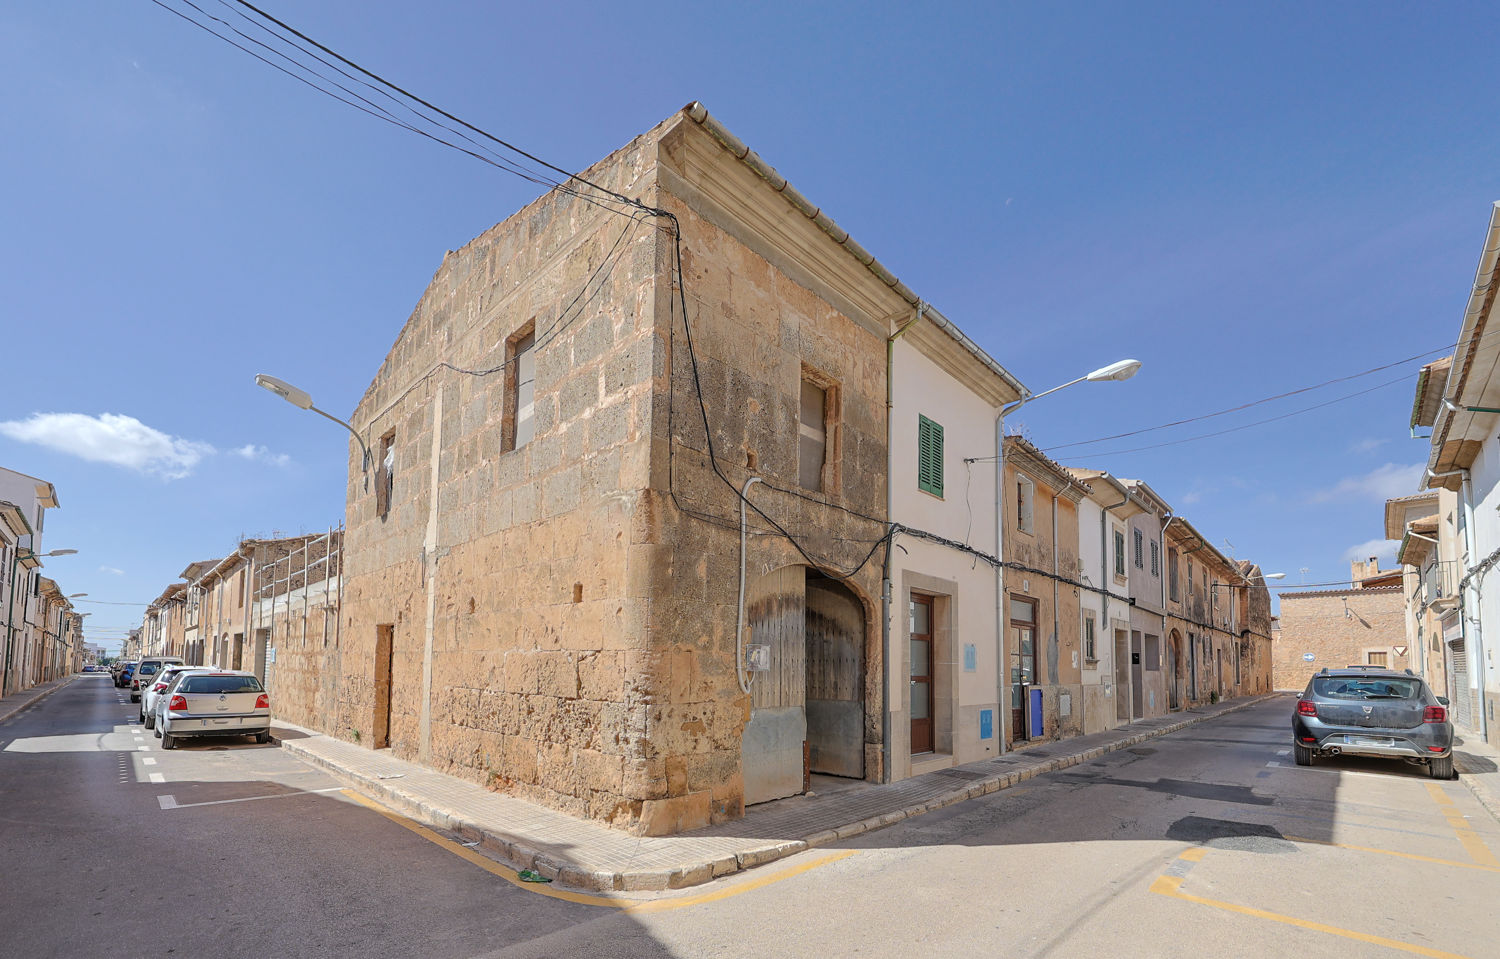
left=963, top=644, right=977, bottom=672
left=979, top=708, right=993, bottom=740
left=1030, top=687, right=1045, bottom=738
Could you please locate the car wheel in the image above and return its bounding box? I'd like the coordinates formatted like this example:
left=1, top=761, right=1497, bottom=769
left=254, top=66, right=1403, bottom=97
left=144, top=713, right=155, bottom=730
left=160, top=732, right=176, bottom=750
left=1429, top=755, right=1455, bottom=780
left=153, top=726, right=161, bottom=739
left=255, top=731, right=272, bottom=745
left=1293, top=743, right=1314, bottom=766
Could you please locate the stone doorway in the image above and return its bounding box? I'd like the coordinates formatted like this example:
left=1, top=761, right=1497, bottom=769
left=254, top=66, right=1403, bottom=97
left=742, top=567, right=866, bottom=805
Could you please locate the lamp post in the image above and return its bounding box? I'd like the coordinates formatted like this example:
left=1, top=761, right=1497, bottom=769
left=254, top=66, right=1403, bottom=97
left=3, top=548, right=78, bottom=697
left=255, top=374, right=371, bottom=488
left=990, top=359, right=1141, bottom=751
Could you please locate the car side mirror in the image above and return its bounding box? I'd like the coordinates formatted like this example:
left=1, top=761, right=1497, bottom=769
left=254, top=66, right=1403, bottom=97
left=1438, top=696, right=1450, bottom=706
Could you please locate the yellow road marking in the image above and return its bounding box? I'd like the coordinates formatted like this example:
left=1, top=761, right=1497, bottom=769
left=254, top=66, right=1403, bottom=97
left=1284, top=835, right=1500, bottom=874
left=342, top=789, right=855, bottom=911
left=1150, top=874, right=1474, bottom=959
left=1178, top=847, right=1208, bottom=862
left=1426, top=783, right=1500, bottom=868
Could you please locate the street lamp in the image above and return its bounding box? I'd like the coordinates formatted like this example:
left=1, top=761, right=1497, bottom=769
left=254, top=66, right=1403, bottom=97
left=67, top=592, right=87, bottom=598
left=989, top=358, right=1142, bottom=753
left=255, top=373, right=371, bottom=488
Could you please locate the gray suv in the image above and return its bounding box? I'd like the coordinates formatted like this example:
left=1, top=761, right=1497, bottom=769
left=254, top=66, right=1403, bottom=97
left=1292, top=666, right=1455, bottom=779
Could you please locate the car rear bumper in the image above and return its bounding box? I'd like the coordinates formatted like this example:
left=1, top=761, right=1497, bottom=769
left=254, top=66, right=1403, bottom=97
left=162, top=714, right=270, bottom=737
left=1294, top=717, right=1451, bottom=760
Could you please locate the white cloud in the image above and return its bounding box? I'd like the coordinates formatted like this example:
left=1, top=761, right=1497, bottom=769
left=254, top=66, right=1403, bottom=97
left=1180, top=490, right=1202, bottom=505
left=1349, top=438, right=1389, bottom=454
left=1311, top=462, right=1423, bottom=503
left=0, top=413, right=213, bottom=480
left=99, top=566, right=125, bottom=576
left=1343, top=538, right=1399, bottom=565
left=233, top=444, right=292, bottom=468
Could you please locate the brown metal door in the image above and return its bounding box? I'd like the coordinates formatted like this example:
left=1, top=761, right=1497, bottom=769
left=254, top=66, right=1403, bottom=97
left=1010, top=597, right=1037, bottom=741
left=910, top=594, right=934, bottom=754
left=806, top=576, right=865, bottom=778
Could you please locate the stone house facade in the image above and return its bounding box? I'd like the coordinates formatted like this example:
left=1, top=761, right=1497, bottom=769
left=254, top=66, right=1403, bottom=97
left=1163, top=519, right=1253, bottom=709
left=1272, top=562, right=1408, bottom=691
left=1066, top=469, right=1143, bottom=733
left=1002, top=438, right=1085, bottom=746
left=1124, top=479, right=1173, bottom=715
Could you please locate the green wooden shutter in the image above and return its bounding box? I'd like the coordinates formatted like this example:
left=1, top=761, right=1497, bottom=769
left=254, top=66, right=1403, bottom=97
left=917, top=415, right=944, bottom=497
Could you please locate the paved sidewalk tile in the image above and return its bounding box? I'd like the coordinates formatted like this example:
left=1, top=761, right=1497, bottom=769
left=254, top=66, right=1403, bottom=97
left=276, top=692, right=1281, bottom=894
left=0, top=675, right=77, bottom=725
left=1453, top=732, right=1500, bottom=823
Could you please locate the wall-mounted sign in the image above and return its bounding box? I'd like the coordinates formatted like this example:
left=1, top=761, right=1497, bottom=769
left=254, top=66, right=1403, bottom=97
left=963, top=643, right=977, bottom=672
left=1302, top=653, right=1315, bottom=661
left=1393, top=645, right=1408, bottom=657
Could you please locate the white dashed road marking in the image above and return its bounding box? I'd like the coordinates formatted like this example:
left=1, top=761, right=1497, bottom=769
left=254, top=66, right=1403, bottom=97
left=149, top=773, right=164, bottom=784
left=157, top=786, right=346, bottom=810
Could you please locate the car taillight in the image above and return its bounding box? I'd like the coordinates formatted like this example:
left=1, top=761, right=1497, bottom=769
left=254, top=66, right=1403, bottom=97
left=1297, top=700, right=1318, bottom=717
left=153, top=682, right=168, bottom=693
left=1424, top=705, right=1447, bottom=723
left=254, top=694, right=269, bottom=709
left=132, top=679, right=140, bottom=689
left=168, top=695, right=188, bottom=712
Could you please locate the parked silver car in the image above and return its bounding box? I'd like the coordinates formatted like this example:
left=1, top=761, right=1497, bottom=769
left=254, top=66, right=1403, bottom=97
left=140, top=665, right=212, bottom=729
left=1292, top=666, right=1455, bottom=779
left=129, top=656, right=185, bottom=703
left=158, top=671, right=271, bottom=749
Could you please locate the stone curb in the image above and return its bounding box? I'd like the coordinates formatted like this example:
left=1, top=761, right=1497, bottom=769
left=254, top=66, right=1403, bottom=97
left=1454, top=753, right=1500, bottom=825
left=282, top=693, right=1281, bottom=894
left=0, top=675, right=77, bottom=726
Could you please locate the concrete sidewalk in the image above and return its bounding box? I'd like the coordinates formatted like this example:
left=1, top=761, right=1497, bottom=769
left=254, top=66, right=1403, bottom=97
left=1453, top=731, right=1500, bottom=823
left=277, top=692, right=1281, bottom=894
left=0, top=674, right=77, bottom=726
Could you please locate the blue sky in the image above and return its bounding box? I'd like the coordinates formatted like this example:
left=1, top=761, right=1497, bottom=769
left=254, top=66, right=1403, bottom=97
left=3, top=2, right=1496, bottom=652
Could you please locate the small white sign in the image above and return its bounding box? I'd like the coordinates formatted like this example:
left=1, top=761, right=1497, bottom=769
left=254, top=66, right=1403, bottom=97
left=745, top=644, right=771, bottom=672
left=1394, top=645, right=1408, bottom=657
left=1302, top=652, right=1315, bottom=662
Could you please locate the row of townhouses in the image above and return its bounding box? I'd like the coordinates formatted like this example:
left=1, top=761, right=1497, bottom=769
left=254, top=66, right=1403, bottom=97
left=1381, top=200, right=1500, bottom=749
left=0, top=466, right=84, bottom=698
left=134, top=104, right=1273, bottom=835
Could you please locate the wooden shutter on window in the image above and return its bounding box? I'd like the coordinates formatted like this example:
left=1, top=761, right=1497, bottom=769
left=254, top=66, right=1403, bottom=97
left=917, top=415, right=944, bottom=497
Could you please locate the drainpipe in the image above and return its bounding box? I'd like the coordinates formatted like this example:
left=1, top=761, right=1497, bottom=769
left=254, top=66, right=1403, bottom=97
left=881, top=303, right=925, bottom=779
left=1459, top=471, right=1490, bottom=742
left=736, top=476, right=765, bottom=696
left=1160, top=514, right=1176, bottom=706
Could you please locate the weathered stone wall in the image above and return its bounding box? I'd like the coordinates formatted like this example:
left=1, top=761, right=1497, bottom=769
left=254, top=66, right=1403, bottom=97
left=647, top=120, right=888, bottom=823
left=1273, top=587, right=1408, bottom=690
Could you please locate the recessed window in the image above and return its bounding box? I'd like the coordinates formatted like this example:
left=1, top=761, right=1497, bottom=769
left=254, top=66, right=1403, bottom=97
left=800, top=379, right=828, bottom=492
left=1083, top=612, right=1097, bottom=662
left=1016, top=474, right=1034, bottom=532
left=376, top=430, right=396, bottom=519
left=1168, top=547, right=1180, bottom=600
left=503, top=321, right=537, bottom=454
left=917, top=414, right=944, bottom=498
left=1366, top=651, right=1388, bottom=667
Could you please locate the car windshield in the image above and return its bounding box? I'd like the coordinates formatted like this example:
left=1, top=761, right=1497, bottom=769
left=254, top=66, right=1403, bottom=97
left=1312, top=676, right=1422, bottom=700
left=178, top=675, right=264, bottom=694
left=137, top=663, right=160, bottom=676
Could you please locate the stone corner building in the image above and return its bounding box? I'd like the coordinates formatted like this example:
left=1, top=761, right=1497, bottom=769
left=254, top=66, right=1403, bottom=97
left=330, top=104, right=917, bottom=835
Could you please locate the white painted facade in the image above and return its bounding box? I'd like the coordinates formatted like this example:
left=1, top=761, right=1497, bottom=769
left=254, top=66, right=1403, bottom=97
left=885, top=330, right=1015, bottom=780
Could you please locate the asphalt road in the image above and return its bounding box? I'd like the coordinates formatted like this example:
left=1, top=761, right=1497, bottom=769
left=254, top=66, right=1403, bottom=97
left=4, top=680, right=1497, bottom=958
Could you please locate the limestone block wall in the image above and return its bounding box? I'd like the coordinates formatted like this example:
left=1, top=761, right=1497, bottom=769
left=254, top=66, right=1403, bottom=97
left=1273, top=587, right=1408, bottom=690
left=647, top=129, right=888, bottom=819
